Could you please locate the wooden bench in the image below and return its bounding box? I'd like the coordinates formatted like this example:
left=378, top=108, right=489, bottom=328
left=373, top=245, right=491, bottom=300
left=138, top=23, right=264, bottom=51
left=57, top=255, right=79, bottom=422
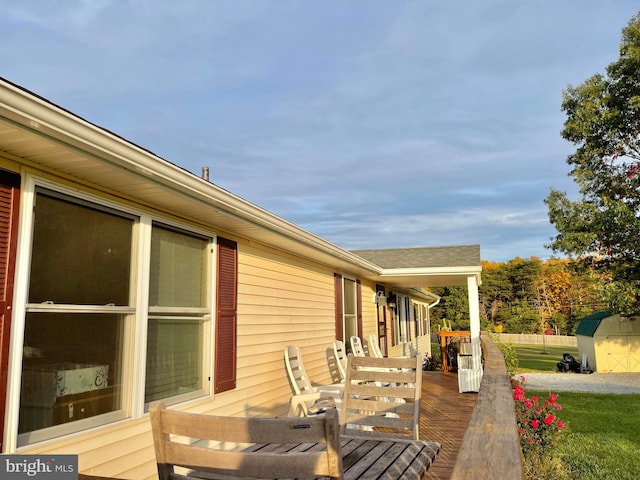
left=150, top=401, right=440, bottom=480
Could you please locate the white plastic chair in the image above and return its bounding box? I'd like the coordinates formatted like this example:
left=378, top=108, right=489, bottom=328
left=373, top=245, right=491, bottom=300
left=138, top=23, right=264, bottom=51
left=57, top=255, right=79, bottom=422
left=333, top=339, right=348, bottom=381
left=457, top=342, right=483, bottom=393
left=350, top=336, right=366, bottom=357
left=284, top=345, right=343, bottom=417
left=284, top=345, right=344, bottom=395
left=368, top=333, right=384, bottom=358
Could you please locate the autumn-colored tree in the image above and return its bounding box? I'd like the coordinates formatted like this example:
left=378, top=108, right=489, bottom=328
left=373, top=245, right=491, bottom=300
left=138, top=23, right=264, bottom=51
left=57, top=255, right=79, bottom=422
left=546, top=12, right=640, bottom=315
left=534, top=259, right=573, bottom=333
left=433, top=257, right=606, bottom=335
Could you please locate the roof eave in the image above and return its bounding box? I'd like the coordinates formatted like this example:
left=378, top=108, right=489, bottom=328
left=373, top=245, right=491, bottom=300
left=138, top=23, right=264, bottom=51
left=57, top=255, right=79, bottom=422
left=0, top=79, right=382, bottom=276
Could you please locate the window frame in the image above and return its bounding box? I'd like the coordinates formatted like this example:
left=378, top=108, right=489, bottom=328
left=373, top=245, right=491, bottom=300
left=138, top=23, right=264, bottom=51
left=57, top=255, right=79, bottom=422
left=334, top=273, right=362, bottom=344
left=144, top=221, right=213, bottom=408
left=6, top=176, right=215, bottom=449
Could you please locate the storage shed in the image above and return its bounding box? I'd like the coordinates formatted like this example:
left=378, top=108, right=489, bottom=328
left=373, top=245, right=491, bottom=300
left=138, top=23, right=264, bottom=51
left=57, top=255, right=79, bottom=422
left=576, top=312, right=640, bottom=372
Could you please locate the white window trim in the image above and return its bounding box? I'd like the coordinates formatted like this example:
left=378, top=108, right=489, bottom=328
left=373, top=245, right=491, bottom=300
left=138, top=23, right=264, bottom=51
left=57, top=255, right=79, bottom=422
left=341, top=276, right=358, bottom=342
left=143, top=220, right=214, bottom=408
left=4, top=174, right=215, bottom=451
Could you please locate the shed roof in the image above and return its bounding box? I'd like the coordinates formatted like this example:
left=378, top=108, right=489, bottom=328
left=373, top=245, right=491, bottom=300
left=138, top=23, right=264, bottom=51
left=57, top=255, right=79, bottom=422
left=575, top=311, right=610, bottom=337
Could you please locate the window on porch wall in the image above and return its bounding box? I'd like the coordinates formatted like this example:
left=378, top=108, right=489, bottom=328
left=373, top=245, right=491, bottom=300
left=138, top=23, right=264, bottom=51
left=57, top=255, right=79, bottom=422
left=20, top=191, right=132, bottom=440
left=420, top=304, right=428, bottom=336
left=407, top=298, right=415, bottom=340
left=145, top=224, right=210, bottom=404
left=343, top=278, right=358, bottom=341
left=18, top=189, right=213, bottom=445
left=393, top=295, right=410, bottom=345
left=414, top=304, right=427, bottom=337
left=334, top=274, right=362, bottom=346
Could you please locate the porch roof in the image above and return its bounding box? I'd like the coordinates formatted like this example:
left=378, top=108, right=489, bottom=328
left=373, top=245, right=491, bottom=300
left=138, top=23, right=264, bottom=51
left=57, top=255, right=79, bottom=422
left=0, top=77, right=480, bottom=291
left=352, top=246, right=482, bottom=288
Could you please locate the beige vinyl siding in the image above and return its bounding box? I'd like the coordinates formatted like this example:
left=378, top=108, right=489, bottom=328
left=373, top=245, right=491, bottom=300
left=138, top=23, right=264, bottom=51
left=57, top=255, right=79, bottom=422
left=19, top=238, right=346, bottom=478
left=10, top=208, right=389, bottom=479
left=7, top=170, right=384, bottom=477
left=237, top=242, right=338, bottom=395
left=20, top=417, right=157, bottom=479
left=358, top=280, right=378, bottom=339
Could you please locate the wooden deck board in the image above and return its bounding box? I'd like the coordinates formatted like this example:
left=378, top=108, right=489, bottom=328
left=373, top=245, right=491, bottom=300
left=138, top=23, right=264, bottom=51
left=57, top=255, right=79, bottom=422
left=80, top=370, right=476, bottom=480
left=419, top=371, right=477, bottom=480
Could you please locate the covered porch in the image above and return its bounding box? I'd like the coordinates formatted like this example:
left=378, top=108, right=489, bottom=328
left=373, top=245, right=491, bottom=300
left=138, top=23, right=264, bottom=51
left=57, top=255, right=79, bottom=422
left=80, top=333, right=522, bottom=480
left=420, top=370, right=476, bottom=479
left=421, top=332, right=523, bottom=479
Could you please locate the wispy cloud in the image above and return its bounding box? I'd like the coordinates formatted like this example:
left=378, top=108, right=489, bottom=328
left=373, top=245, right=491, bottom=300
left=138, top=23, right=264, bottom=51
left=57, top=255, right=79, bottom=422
left=1, top=0, right=637, bottom=261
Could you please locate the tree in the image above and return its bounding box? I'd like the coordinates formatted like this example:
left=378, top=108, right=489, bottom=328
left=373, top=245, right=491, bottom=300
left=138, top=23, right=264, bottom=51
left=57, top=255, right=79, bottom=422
left=545, top=12, right=640, bottom=315
left=430, top=286, right=470, bottom=331
left=478, top=260, right=511, bottom=324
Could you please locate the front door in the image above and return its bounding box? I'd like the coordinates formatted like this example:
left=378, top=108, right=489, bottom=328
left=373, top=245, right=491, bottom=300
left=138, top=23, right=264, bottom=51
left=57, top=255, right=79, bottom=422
left=0, top=170, right=20, bottom=451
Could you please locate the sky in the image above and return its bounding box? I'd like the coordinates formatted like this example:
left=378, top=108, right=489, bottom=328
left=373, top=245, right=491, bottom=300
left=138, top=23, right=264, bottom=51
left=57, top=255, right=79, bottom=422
left=1, top=1, right=639, bottom=262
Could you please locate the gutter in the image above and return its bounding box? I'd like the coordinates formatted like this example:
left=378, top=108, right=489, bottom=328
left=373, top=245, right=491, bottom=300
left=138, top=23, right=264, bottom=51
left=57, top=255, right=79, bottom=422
left=421, top=289, right=441, bottom=310
left=0, top=78, right=382, bottom=274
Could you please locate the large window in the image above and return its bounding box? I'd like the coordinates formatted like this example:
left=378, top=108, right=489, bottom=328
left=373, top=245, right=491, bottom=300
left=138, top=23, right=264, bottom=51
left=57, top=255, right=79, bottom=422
left=17, top=188, right=213, bottom=445
left=145, top=224, right=210, bottom=404
left=20, top=191, right=133, bottom=443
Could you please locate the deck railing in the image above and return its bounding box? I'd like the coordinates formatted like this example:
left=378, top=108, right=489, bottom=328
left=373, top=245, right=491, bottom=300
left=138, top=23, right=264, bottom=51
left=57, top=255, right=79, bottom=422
left=450, top=332, right=524, bottom=479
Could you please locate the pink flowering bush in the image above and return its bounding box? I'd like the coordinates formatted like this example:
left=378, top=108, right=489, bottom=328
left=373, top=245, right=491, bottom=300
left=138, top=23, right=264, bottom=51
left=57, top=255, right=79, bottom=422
left=512, top=376, right=566, bottom=456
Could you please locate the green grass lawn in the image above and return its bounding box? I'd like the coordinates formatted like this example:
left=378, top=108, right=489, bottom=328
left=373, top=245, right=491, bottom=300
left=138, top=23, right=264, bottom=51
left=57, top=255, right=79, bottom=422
left=526, top=390, right=640, bottom=479
left=513, top=344, right=640, bottom=479
left=514, top=344, right=578, bottom=372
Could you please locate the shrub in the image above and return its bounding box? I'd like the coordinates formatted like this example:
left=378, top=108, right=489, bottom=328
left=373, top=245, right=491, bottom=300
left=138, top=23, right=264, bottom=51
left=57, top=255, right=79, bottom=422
left=490, top=333, right=519, bottom=375
left=513, top=376, right=568, bottom=478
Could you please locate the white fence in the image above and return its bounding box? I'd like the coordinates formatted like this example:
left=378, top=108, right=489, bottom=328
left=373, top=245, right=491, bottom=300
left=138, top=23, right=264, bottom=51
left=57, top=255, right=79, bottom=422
left=494, top=333, right=577, bottom=347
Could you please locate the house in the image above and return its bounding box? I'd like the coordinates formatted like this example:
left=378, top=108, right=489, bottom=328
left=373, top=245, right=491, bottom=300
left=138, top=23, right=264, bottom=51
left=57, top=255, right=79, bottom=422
left=576, top=311, right=640, bottom=372
left=0, top=78, right=481, bottom=478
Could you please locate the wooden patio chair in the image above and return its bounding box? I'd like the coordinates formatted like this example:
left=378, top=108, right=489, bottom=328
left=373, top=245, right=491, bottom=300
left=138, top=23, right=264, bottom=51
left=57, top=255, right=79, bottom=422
left=341, top=355, right=422, bottom=440
left=150, top=401, right=343, bottom=480
left=349, top=336, right=366, bottom=357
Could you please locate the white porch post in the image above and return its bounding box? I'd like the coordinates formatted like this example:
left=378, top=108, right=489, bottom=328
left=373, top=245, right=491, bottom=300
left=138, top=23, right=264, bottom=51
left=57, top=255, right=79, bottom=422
left=467, top=274, right=480, bottom=343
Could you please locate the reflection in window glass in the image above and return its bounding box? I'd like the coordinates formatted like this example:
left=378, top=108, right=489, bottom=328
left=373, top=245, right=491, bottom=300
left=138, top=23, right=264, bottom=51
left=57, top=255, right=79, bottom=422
left=146, top=224, right=209, bottom=403
left=20, top=191, right=132, bottom=441
left=145, top=318, right=203, bottom=402
left=19, top=313, right=123, bottom=434
left=28, top=192, right=132, bottom=305
left=149, top=225, right=206, bottom=307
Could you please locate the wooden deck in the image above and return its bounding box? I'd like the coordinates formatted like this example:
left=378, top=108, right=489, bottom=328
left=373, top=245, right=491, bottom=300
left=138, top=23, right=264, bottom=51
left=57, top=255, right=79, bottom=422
left=419, top=371, right=478, bottom=480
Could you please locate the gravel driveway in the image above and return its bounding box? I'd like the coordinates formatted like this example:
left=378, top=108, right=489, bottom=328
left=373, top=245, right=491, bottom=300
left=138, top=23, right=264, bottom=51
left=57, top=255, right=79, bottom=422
left=515, top=372, right=640, bottom=394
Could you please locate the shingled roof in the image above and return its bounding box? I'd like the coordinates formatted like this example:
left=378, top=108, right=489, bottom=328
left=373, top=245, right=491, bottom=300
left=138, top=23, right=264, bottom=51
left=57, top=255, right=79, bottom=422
left=351, top=245, right=481, bottom=269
